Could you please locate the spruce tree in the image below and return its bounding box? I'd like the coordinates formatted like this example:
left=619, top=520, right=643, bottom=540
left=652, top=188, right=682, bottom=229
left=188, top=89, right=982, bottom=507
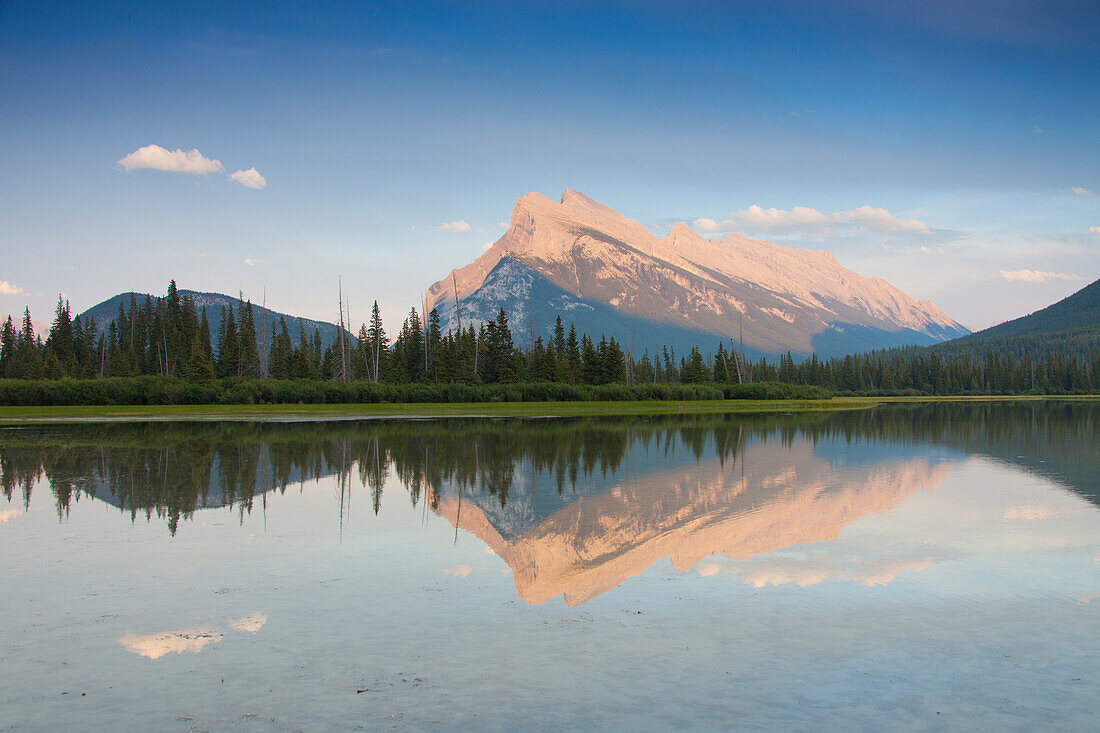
left=0, top=316, right=16, bottom=378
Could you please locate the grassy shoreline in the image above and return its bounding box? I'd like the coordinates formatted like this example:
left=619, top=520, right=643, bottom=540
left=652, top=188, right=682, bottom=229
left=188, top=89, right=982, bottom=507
left=0, top=394, right=1097, bottom=424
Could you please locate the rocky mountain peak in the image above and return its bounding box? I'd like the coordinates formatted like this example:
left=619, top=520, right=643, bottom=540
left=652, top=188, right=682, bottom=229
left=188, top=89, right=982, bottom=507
left=425, top=190, right=969, bottom=357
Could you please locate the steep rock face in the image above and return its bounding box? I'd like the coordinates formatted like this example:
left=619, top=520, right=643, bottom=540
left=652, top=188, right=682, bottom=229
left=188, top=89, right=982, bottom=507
left=425, top=190, right=968, bottom=357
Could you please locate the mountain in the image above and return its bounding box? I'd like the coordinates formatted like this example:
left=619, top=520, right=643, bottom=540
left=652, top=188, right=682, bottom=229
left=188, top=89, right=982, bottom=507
left=425, top=190, right=968, bottom=359
left=932, top=277, right=1100, bottom=361
left=78, top=290, right=349, bottom=349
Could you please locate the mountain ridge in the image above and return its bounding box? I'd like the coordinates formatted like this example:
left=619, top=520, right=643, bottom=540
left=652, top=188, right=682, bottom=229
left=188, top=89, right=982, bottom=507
left=928, top=277, right=1100, bottom=362
left=426, top=190, right=968, bottom=358
left=78, top=290, right=349, bottom=349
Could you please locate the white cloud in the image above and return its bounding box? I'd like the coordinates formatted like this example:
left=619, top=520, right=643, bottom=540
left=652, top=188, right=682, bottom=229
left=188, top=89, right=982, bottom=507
left=837, top=205, right=932, bottom=234
left=443, top=565, right=472, bottom=577
left=118, top=628, right=223, bottom=659
left=1091, top=226, right=1100, bottom=234
left=118, top=144, right=223, bottom=174
left=693, top=204, right=930, bottom=236
left=997, top=269, right=1082, bottom=283
left=482, top=242, right=494, bottom=251
left=229, top=612, right=267, bottom=634
left=1034, top=124, right=1043, bottom=134
left=229, top=167, right=266, bottom=189
left=1072, top=186, right=1093, bottom=197
left=0, top=281, right=25, bottom=296
left=243, top=258, right=265, bottom=266
left=734, top=205, right=834, bottom=234
left=497, top=222, right=509, bottom=229
left=437, top=220, right=471, bottom=233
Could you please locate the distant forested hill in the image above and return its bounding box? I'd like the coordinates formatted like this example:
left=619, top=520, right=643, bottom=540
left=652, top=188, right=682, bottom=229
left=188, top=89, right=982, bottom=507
left=930, top=278, right=1100, bottom=361
left=79, top=290, right=349, bottom=349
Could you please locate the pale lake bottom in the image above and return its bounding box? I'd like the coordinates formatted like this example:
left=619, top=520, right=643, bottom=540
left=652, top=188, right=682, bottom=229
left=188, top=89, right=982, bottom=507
left=1, top=403, right=1097, bottom=731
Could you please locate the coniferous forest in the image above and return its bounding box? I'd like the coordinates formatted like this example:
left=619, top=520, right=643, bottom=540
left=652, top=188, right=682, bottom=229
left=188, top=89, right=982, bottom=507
left=1, top=281, right=1098, bottom=405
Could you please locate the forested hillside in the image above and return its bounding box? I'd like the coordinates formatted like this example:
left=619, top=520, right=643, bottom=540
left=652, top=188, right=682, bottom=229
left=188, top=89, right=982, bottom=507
left=929, top=278, right=1100, bottom=362
left=80, top=290, right=347, bottom=351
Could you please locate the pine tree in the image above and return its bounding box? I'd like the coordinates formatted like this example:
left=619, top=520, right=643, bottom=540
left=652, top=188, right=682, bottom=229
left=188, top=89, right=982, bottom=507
left=237, top=300, right=260, bottom=378
left=366, top=301, right=387, bottom=383
left=216, top=307, right=240, bottom=378
left=0, top=316, right=16, bottom=378
left=183, top=333, right=215, bottom=381
left=564, top=323, right=581, bottom=384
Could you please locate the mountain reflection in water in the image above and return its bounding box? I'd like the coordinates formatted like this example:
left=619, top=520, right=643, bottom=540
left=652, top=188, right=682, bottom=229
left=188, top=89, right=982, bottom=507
left=2, top=402, right=1097, bottom=606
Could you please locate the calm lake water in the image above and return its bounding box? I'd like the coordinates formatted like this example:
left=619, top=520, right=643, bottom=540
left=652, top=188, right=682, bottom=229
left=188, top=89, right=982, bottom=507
left=1, top=403, right=1098, bottom=731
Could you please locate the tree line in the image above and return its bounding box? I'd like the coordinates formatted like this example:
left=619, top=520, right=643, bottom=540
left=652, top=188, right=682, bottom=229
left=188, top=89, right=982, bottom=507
left=2, top=281, right=1098, bottom=395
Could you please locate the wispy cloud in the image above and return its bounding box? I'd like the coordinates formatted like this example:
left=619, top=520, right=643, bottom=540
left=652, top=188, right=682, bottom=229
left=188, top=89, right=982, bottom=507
left=693, top=204, right=931, bottom=236
left=1034, top=124, right=1043, bottom=134
left=229, top=612, right=267, bottom=633
left=0, top=281, right=25, bottom=296
left=119, top=628, right=223, bottom=659
left=482, top=241, right=494, bottom=251
left=1072, top=186, right=1092, bottom=196
left=838, top=205, right=931, bottom=234
left=997, top=269, right=1081, bottom=283
left=229, top=167, right=266, bottom=189
left=1091, top=226, right=1100, bottom=234
left=496, top=222, right=509, bottom=229
left=243, top=258, right=265, bottom=266
left=118, top=144, right=223, bottom=174
left=698, top=552, right=936, bottom=588
left=436, top=220, right=471, bottom=233
left=443, top=565, right=472, bottom=577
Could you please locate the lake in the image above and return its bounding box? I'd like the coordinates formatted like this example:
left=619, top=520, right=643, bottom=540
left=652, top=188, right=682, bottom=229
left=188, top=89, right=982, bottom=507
left=1, top=403, right=1097, bottom=730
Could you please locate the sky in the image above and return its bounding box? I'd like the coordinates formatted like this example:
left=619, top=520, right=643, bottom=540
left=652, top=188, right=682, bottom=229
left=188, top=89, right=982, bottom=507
left=1, top=0, right=1098, bottom=333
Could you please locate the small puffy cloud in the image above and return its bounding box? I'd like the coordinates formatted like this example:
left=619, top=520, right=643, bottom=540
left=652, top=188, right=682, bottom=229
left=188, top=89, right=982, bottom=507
left=229, top=167, right=266, bottom=189
left=482, top=242, right=494, bottom=251
left=693, top=204, right=930, bottom=236
left=1034, top=124, right=1043, bottom=134
left=1071, top=186, right=1093, bottom=197
left=1091, top=226, right=1100, bottom=234
left=243, top=258, right=265, bottom=266
left=0, top=281, right=25, bottom=296
left=0, top=508, right=22, bottom=522
left=437, top=220, right=471, bottom=233
left=443, top=565, right=472, bottom=577
left=733, top=205, right=834, bottom=235
left=118, top=144, right=223, bottom=174
left=837, top=205, right=931, bottom=234
left=997, top=269, right=1082, bottom=283
left=497, top=222, right=509, bottom=229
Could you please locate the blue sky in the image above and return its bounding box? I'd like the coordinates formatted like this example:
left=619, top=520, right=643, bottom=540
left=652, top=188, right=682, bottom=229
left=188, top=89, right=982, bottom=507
left=1, top=0, right=1098, bottom=332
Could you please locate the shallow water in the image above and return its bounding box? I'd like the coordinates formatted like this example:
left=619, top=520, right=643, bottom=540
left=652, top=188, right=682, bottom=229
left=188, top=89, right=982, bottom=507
left=1, top=403, right=1097, bottom=730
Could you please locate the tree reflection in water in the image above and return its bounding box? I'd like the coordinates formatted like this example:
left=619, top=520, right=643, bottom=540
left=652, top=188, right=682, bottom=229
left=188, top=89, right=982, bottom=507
left=1, top=402, right=1097, bottom=539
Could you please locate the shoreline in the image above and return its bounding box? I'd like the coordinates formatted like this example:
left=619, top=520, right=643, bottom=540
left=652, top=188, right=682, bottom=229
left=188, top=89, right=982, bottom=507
left=0, top=394, right=1096, bottom=424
